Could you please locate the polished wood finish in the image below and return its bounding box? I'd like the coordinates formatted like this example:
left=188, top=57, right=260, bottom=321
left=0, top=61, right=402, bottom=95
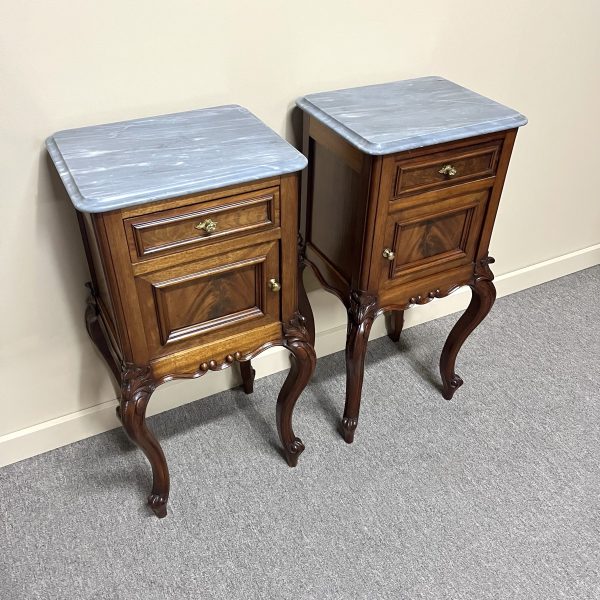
left=79, top=173, right=315, bottom=517
left=440, top=256, right=496, bottom=400
left=387, top=310, right=404, bottom=343
left=125, top=186, right=279, bottom=261
left=300, top=110, right=518, bottom=442
left=239, top=360, right=256, bottom=394
left=341, top=290, right=378, bottom=444
left=119, top=364, right=168, bottom=518
left=391, top=139, right=501, bottom=198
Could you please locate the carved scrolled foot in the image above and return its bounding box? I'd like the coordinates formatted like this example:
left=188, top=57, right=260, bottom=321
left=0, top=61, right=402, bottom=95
left=120, top=364, right=170, bottom=518
left=284, top=437, right=306, bottom=467
left=276, top=312, right=316, bottom=467
left=440, top=257, right=496, bottom=401
left=148, top=493, right=168, bottom=519
left=342, top=290, right=378, bottom=444
left=442, top=374, right=464, bottom=400
left=341, top=417, right=358, bottom=444
left=239, top=360, right=256, bottom=395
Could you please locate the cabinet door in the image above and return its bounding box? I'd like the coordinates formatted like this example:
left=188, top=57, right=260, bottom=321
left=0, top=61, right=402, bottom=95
left=135, top=241, right=280, bottom=357
left=377, top=190, right=489, bottom=289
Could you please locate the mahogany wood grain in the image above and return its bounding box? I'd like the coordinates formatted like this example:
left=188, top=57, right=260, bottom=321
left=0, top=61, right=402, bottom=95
left=119, top=364, right=169, bottom=518
left=341, top=290, right=378, bottom=444
left=440, top=257, right=496, bottom=400
left=377, top=190, right=489, bottom=287
left=79, top=172, right=314, bottom=517
left=299, top=114, right=518, bottom=442
left=276, top=313, right=316, bottom=465
left=125, top=187, right=279, bottom=261
left=134, top=241, right=280, bottom=357
left=392, top=140, right=501, bottom=198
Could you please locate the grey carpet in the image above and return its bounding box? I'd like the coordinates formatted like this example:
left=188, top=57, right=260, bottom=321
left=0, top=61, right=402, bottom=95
left=1, top=266, right=599, bottom=600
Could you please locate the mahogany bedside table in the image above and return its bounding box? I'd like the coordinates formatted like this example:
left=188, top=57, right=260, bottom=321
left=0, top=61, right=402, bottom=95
left=46, top=105, right=315, bottom=517
left=297, top=77, right=527, bottom=443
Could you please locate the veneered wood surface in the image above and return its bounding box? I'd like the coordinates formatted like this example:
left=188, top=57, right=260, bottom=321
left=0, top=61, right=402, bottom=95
left=392, top=140, right=501, bottom=198
left=135, top=241, right=280, bottom=357
left=125, top=187, right=279, bottom=261
left=299, top=115, right=519, bottom=442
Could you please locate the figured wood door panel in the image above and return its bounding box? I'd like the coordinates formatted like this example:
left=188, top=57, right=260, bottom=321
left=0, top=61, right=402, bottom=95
left=378, top=190, right=490, bottom=288
left=135, top=241, right=281, bottom=357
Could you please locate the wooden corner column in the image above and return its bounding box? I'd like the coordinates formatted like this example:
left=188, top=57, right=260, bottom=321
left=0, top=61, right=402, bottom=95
left=48, top=106, right=315, bottom=517
left=297, top=77, right=526, bottom=443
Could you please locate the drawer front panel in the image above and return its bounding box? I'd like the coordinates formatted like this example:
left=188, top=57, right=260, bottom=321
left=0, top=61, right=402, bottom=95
left=135, top=241, right=281, bottom=356
left=391, top=142, right=501, bottom=198
left=125, top=187, right=279, bottom=261
left=378, top=190, right=490, bottom=287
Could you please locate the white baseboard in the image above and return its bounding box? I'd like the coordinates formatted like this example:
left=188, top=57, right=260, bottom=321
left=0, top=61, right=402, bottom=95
left=1, top=243, right=598, bottom=468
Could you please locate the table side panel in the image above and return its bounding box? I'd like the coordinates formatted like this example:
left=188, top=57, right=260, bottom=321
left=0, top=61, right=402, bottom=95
left=304, top=116, right=374, bottom=293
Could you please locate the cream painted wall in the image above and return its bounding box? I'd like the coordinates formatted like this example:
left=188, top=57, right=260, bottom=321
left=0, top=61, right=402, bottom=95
left=1, top=1, right=599, bottom=449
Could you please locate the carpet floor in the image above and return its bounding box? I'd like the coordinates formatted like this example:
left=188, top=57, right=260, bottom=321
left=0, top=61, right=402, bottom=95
left=1, top=266, right=599, bottom=599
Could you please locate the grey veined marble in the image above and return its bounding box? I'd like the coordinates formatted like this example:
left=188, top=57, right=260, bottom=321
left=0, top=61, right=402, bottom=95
left=297, top=76, right=527, bottom=155
left=46, top=105, right=307, bottom=213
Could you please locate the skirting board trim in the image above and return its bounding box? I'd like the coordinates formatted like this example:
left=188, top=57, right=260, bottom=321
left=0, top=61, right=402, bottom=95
left=1, top=243, right=599, bottom=468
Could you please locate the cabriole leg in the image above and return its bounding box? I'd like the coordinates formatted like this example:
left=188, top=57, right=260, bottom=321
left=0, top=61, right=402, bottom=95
left=239, top=360, right=256, bottom=394
left=341, top=290, right=378, bottom=444
left=388, top=310, right=405, bottom=343
left=120, top=364, right=170, bottom=518
left=276, top=313, right=317, bottom=467
left=440, top=262, right=496, bottom=400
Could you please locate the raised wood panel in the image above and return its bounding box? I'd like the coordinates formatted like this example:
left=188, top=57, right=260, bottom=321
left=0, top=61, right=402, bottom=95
left=135, top=241, right=281, bottom=358
left=308, top=141, right=358, bottom=281
left=392, top=209, right=471, bottom=268
left=154, top=262, right=261, bottom=345
left=391, top=141, right=501, bottom=198
left=125, top=187, right=279, bottom=261
left=379, top=190, right=489, bottom=287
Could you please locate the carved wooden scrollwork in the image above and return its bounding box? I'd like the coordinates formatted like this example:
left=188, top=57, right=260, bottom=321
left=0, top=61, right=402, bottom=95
left=439, top=254, right=496, bottom=400
left=119, top=363, right=169, bottom=518
left=342, top=290, right=379, bottom=444
left=276, top=311, right=316, bottom=466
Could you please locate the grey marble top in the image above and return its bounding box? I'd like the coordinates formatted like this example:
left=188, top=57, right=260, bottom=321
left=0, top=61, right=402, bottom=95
left=297, top=76, right=527, bottom=155
left=46, top=105, right=307, bottom=213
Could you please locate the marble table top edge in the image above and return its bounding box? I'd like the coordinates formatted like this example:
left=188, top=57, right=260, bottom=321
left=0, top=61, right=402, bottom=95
left=296, top=76, right=527, bottom=155
left=46, top=104, right=307, bottom=214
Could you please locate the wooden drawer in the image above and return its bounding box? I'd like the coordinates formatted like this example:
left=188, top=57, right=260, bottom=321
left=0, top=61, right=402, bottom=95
left=134, top=240, right=281, bottom=357
left=390, top=141, right=501, bottom=199
left=125, top=186, right=279, bottom=261
left=377, top=189, right=490, bottom=288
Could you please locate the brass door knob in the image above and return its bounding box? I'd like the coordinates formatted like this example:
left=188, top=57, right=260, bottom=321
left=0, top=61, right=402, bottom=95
left=439, top=164, right=458, bottom=177
left=195, top=218, right=217, bottom=233
left=382, top=248, right=395, bottom=261
left=268, top=278, right=281, bottom=292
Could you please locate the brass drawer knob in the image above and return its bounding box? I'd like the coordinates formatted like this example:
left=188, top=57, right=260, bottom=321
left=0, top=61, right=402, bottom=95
left=439, top=164, right=458, bottom=177
left=382, top=248, right=395, bottom=261
left=268, top=278, right=281, bottom=292
left=195, top=218, right=217, bottom=233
